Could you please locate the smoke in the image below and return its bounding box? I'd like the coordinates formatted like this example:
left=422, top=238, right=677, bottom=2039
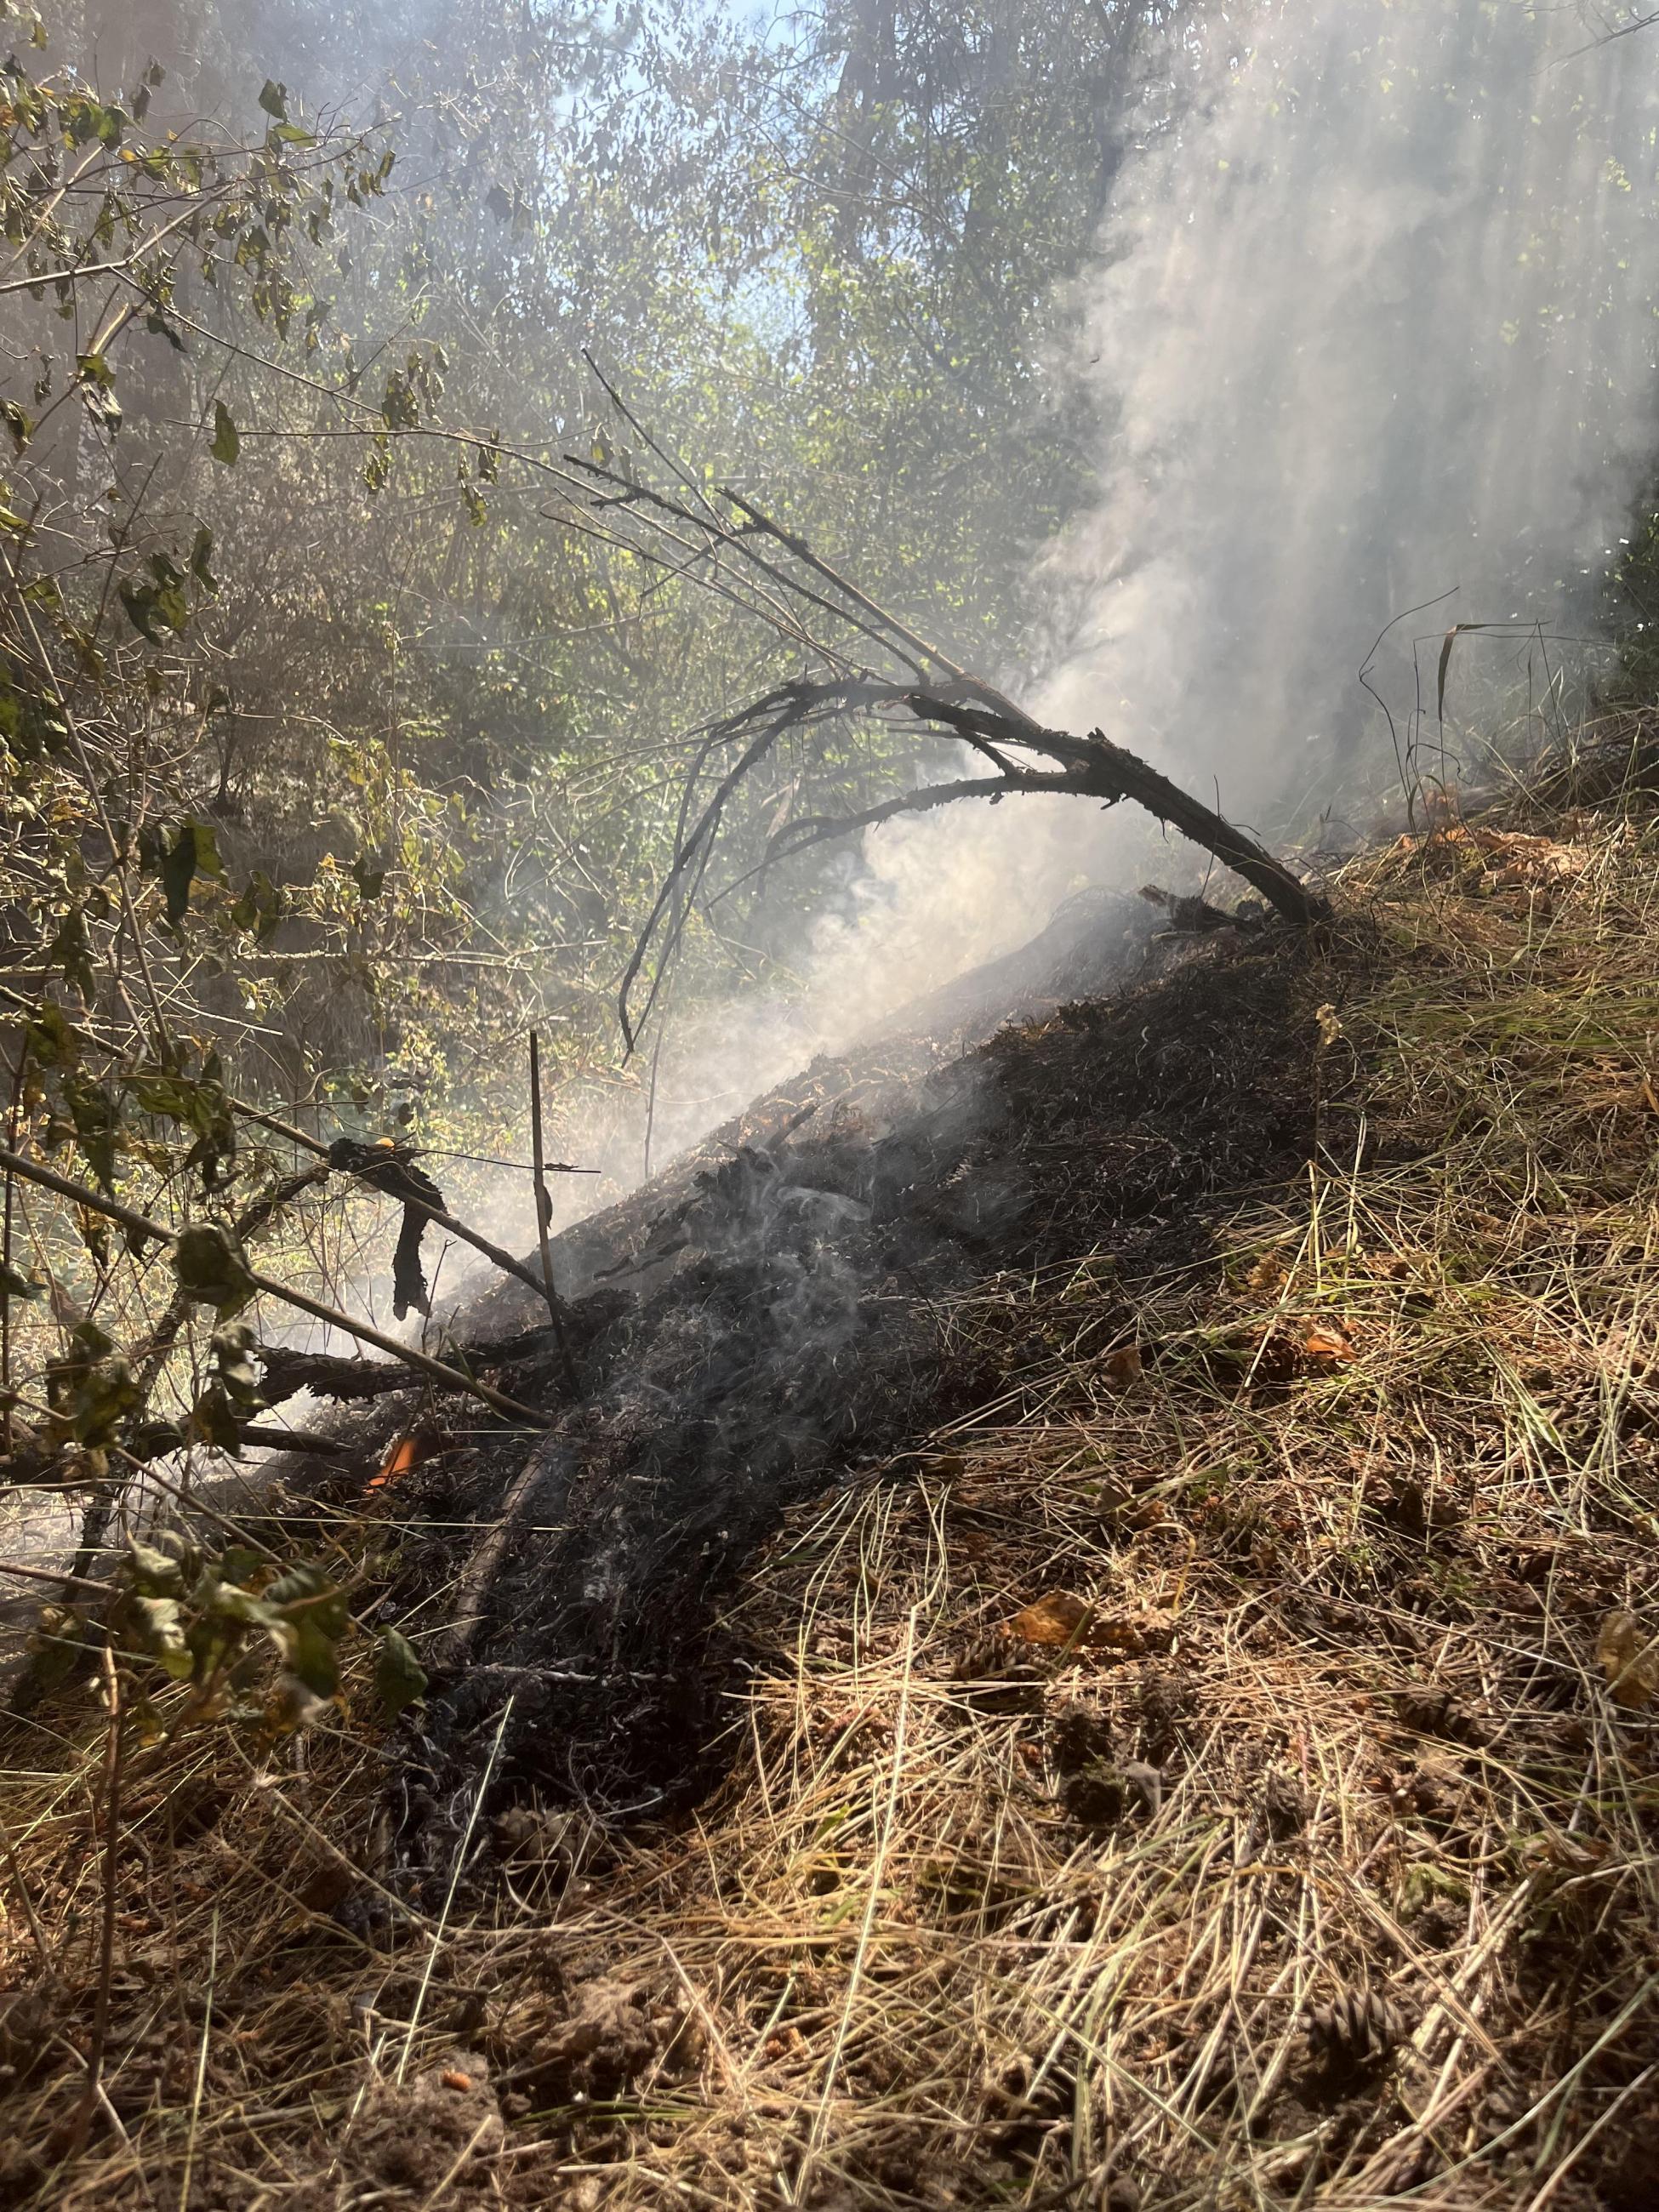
left=282, top=0, right=1659, bottom=1271
left=677, top=0, right=1659, bottom=1120
left=1040, top=0, right=1659, bottom=808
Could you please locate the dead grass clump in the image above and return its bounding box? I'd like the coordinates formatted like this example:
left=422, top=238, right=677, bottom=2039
left=3, top=778, right=1659, bottom=2207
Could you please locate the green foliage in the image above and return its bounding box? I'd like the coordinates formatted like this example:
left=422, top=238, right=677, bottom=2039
left=113, top=1531, right=415, bottom=1736
left=211, top=402, right=241, bottom=465
left=373, top=1624, right=428, bottom=1719
left=172, top=1221, right=256, bottom=1314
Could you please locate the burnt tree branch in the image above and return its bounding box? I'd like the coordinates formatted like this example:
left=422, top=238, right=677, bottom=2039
left=567, top=381, right=1328, bottom=1053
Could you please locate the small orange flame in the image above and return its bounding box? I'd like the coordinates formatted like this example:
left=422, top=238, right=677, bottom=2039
left=368, top=1432, right=419, bottom=1492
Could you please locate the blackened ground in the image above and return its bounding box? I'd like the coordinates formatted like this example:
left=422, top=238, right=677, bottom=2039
left=346, top=910, right=1337, bottom=1879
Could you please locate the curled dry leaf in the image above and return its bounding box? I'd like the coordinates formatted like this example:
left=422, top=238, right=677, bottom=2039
left=1009, top=1590, right=1095, bottom=1647
left=1597, top=1609, right=1659, bottom=1709
left=1263, top=1769, right=1308, bottom=1838
left=1006, top=1591, right=1175, bottom=1656
left=1302, top=1320, right=1356, bottom=1363
left=1101, top=1343, right=1143, bottom=1389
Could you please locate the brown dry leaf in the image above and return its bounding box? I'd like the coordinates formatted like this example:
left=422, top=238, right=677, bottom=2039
left=1363, top=1251, right=1413, bottom=1280
left=1006, top=1593, right=1175, bottom=1656
left=1101, top=1344, right=1143, bottom=1388
left=1097, top=1610, right=1176, bottom=1656
left=1009, top=1591, right=1095, bottom=1647
left=1303, top=1322, right=1355, bottom=1363
left=1596, top=1609, right=1659, bottom=1709
left=1640, top=1075, right=1659, bottom=1118
left=1246, top=1251, right=1287, bottom=1294
left=1401, top=822, right=1587, bottom=888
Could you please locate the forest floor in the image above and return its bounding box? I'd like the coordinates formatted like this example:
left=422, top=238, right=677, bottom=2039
left=3, top=734, right=1659, bottom=2210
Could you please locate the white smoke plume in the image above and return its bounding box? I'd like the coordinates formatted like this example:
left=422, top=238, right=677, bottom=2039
left=447, top=0, right=1659, bottom=1245
left=767, top=0, right=1659, bottom=1069
left=1042, top=0, right=1659, bottom=807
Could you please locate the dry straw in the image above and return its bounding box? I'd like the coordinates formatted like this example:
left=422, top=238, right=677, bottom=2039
left=2, top=724, right=1657, bottom=2207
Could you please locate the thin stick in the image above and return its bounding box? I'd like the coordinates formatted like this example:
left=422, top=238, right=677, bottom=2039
left=2, top=1035, right=24, bottom=1458
left=527, top=1034, right=579, bottom=1392
left=69, top=1645, right=125, bottom=2157
left=0, top=1810, right=52, bottom=1967
left=178, top=1907, right=219, bottom=2212
left=0, top=1147, right=548, bottom=1428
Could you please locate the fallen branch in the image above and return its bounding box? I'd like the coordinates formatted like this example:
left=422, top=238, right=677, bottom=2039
left=617, top=675, right=1326, bottom=1046
left=238, top=1425, right=349, bottom=1456
left=259, top=1323, right=568, bottom=1409
left=562, top=433, right=1327, bottom=1051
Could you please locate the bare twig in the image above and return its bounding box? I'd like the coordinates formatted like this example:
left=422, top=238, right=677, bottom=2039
left=528, top=1034, right=579, bottom=1392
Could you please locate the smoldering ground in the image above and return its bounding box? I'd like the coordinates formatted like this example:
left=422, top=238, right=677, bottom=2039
left=243, top=892, right=1343, bottom=1883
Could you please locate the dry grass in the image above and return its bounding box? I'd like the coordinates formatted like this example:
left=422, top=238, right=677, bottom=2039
left=4, top=750, right=1659, bottom=2209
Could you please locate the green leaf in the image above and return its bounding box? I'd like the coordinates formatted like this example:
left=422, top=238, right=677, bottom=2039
left=258, top=79, right=288, bottom=120
left=62, top=1070, right=118, bottom=1189
left=209, top=1320, right=264, bottom=1407
left=160, top=818, right=224, bottom=925
left=154, top=583, right=189, bottom=634
left=188, top=1379, right=244, bottom=1450
left=172, top=1221, right=256, bottom=1315
left=127, top=1539, right=185, bottom=1597
left=210, top=401, right=239, bottom=466
left=189, top=526, right=218, bottom=591
left=118, top=579, right=162, bottom=642
left=134, top=1596, right=192, bottom=1678
left=0, top=1260, right=42, bottom=1301
left=26, top=1000, right=78, bottom=1071
left=48, top=907, right=94, bottom=1003
left=68, top=1354, right=140, bottom=1445
left=265, top=1561, right=348, bottom=1699
left=231, top=869, right=283, bottom=940
left=374, top=1625, right=427, bottom=1718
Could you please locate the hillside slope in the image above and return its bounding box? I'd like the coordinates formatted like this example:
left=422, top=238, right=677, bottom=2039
left=3, top=760, right=1658, bottom=2211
